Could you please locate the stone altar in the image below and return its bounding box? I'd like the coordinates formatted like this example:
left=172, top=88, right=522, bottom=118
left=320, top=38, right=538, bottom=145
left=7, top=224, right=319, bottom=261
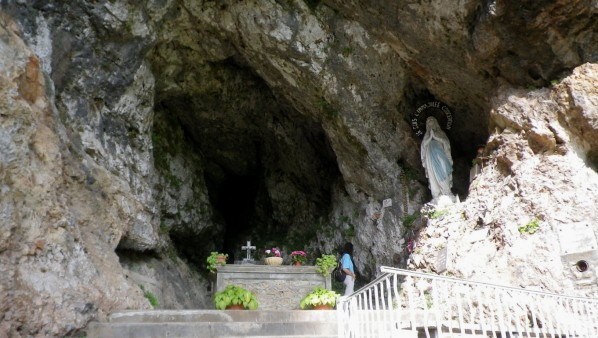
left=216, top=265, right=331, bottom=310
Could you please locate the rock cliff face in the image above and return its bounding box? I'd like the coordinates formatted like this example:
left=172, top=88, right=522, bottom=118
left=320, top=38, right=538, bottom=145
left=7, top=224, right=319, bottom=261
left=0, top=0, right=596, bottom=336
left=408, top=64, right=598, bottom=293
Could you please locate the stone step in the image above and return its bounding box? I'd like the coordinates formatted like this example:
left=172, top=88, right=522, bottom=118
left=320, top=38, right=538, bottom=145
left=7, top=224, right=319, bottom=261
left=107, top=309, right=337, bottom=323
left=220, top=336, right=337, bottom=338
left=87, top=310, right=339, bottom=338
left=87, top=321, right=338, bottom=338
left=221, top=336, right=337, bottom=338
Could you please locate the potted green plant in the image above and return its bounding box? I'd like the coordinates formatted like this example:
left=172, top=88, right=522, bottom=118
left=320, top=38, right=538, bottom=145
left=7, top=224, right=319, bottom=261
left=206, top=251, right=228, bottom=273
left=315, top=254, right=337, bottom=275
left=214, top=284, right=259, bottom=310
left=299, top=287, right=340, bottom=310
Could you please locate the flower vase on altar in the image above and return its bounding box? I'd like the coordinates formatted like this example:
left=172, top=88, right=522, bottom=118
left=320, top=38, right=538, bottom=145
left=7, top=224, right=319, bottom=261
left=264, top=247, right=283, bottom=265
left=265, top=257, right=283, bottom=266
left=290, top=250, right=307, bottom=267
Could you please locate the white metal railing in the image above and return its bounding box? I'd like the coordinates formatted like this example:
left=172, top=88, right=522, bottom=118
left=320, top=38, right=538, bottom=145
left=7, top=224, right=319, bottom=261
left=337, top=267, right=598, bottom=338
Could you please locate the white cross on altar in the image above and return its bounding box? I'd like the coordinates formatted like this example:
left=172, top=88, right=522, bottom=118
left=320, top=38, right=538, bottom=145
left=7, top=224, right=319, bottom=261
left=241, top=241, right=256, bottom=261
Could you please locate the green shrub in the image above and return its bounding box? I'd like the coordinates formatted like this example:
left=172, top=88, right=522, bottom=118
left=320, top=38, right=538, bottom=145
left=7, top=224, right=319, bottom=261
left=402, top=212, right=420, bottom=228
left=143, top=290, right=160, bottom=309
left=142, top=288, right=159, bottom=309
left=518, top=218, right=540, bottom=235
left=317, top=98, right=338, bottom=118
left=315, top=254, right=337, bottom=275
left=424, top=209, right=448, bottom=219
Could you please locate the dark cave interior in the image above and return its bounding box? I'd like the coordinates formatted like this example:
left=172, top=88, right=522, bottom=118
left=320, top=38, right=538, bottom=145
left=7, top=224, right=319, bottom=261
left=147, top=56, right=489, bottom=269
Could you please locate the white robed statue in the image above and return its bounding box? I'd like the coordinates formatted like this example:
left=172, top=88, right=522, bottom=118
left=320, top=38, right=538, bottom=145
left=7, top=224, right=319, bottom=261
left=421, top=117, right=455, bottom=203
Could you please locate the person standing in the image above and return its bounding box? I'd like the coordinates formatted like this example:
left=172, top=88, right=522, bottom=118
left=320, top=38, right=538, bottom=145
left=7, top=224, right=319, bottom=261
left=340, top=242, right=356, bottom=296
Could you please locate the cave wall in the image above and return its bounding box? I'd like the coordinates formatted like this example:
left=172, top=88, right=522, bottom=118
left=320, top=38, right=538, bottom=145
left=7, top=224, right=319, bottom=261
left=326, top=0, right=596, bottom=137
left=0, top=14, right=151, bottom=336
left=0, top=2, right=214, bottom=336
left=0, top=0, right=596, bottom=336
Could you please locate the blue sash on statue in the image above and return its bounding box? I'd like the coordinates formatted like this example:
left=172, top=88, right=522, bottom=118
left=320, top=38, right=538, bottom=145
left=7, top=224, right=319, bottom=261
left=429, top=139, right=451, bottom=182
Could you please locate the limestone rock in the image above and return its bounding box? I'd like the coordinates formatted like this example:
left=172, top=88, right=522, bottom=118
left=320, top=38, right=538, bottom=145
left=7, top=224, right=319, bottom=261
left=0, top=17, right=149, bottom=337
left=409, top=65, right=598, bottom=297
left=0, top=1, right=596, bottom=336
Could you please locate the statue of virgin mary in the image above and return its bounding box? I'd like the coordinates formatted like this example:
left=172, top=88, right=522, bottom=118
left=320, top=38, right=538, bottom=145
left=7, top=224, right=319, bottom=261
left=421, top=116, right=454, bottom=202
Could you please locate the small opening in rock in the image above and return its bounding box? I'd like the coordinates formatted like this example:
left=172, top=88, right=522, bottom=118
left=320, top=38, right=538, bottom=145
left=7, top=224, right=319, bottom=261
left=575, top=260, right=588, bottom=272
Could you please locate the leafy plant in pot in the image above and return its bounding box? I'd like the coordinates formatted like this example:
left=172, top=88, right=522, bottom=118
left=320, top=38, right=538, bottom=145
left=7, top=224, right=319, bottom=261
left=214, top=284, right=259, bottom=310
left=206, top=251, right=228, bottom=273
left=315, top=254, right=337, bottom=275
left=299, top=287, right=340, bottom=310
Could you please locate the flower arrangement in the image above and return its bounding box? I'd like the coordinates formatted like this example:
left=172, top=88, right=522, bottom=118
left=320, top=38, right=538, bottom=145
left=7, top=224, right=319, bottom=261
left=290, top=250, right=307, bottom=264
left=264, top=247, right=282, bottom=258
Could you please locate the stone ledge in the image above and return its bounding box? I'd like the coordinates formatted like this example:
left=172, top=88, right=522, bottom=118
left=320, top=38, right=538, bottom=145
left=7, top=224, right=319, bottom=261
left=108, top=310, right=338, bottom=323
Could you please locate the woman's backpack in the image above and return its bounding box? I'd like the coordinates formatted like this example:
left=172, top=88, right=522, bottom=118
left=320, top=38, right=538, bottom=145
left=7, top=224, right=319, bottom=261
left=332, top=258, right=346, bottom=282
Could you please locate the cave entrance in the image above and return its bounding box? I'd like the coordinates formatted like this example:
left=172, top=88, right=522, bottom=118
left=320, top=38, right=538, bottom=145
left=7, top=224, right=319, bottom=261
left=206, top=170, right=263, bottom=261
left=151, top=58, right=339, bottom=266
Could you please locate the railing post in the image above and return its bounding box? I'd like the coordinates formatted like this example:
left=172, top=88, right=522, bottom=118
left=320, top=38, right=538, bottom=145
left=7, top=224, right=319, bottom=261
left=384, top=276, right=392, bottom=337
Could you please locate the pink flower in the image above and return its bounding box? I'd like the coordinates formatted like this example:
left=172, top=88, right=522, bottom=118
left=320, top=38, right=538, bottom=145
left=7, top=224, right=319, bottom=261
left=265, top=247, right=281, bottom=257
left=407, top=240, right=416, bottom=253
left=290, top=250, right=307, bottom=264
